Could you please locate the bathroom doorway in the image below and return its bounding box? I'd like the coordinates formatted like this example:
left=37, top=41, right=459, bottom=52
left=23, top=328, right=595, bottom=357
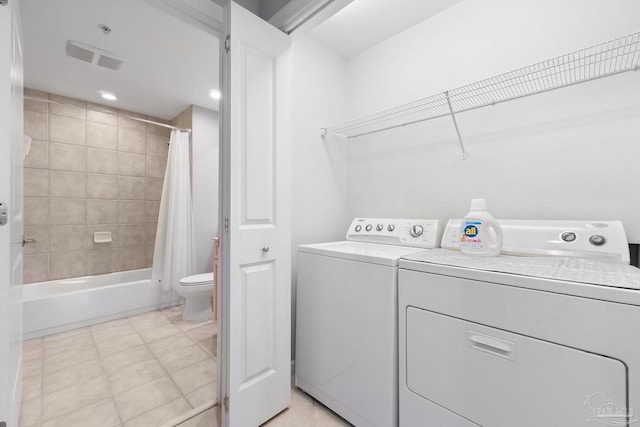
left=18, top=0, right=221, bottom=425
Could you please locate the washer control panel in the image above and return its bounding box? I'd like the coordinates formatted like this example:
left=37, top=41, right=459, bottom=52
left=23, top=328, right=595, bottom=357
left=347, top=218, right=440, bottom=248
left=441, top=219, right=630, bottom=264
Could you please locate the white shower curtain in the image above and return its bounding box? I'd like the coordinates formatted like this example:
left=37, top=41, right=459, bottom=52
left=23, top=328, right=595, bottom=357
left=152, top=130, right=195, bottom=292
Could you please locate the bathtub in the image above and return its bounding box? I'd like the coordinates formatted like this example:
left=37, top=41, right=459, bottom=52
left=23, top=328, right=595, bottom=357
left=23, top=268, right=183, bottom=339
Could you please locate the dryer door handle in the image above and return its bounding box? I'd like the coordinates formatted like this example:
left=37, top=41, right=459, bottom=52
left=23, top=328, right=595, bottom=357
left=468, top=332, right=515, bottom=360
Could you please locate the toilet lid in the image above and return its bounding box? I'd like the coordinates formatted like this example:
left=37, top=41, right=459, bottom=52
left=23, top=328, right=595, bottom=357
left=180, top=272, right=214, bottom=286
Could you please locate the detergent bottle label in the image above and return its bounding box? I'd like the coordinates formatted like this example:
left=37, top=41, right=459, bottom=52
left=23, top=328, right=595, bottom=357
left=460, top=220, right=483, bottom=250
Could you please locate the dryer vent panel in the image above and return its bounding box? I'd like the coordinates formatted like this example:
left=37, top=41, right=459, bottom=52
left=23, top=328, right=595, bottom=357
left=66, top=40, right=123, bottom=71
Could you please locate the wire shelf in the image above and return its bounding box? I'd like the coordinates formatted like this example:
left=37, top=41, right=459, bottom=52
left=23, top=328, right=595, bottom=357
left=321, top=31, right=640, bottom=140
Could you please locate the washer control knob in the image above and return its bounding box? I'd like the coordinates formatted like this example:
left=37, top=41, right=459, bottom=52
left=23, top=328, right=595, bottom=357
left=409, top=225, right=424, bottom=238
left=355, top=225, right=362, bottom=232
left=589, top=235, right=606, bottom=246
left=376, top=224, right=383, bottom=231
left=561, top=232, right=577, bottom=242
left=388, top=225, right=395, bottom=232
left=365, top=224, right=373, bottom=232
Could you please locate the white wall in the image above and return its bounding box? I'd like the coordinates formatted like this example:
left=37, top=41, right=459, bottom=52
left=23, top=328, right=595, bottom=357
left=192, top=105, right=219, bottom=273
left=290, top=35, right=350, bottom=355
left=344, top=0, right=640, bottom=242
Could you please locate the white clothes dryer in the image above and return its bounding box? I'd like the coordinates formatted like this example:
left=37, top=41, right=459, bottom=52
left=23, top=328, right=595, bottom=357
left=398, top=219, right=640, bottom=427
left=295, top=218, right=440, bottom=427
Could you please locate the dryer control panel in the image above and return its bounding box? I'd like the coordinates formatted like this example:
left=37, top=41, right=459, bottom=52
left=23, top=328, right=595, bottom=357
left=347, top=218, right=440, bottom=248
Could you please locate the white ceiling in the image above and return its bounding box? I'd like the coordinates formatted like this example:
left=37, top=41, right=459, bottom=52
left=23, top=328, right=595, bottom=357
left=21, top=0, right=220, bottom=120
left=309, top=0, right=463, bottom=59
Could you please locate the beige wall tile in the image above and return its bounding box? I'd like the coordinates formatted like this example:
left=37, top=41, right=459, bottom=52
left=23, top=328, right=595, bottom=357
left=118, top=128, right=146, bottom=154
left=146, top=123, right=172, bottom=137
left=50, top=115, right=86, bottom=145
left=87, top=250, right=114, bottom=275
left=146, top=223, right=157, bottom=246
left=86, top=224, right=118, bottom=249
left=50, top=143, right=86, bottom=172
left=146, top=245, right=154, bottom=268
left=50, top=199, right=86, bottom=225
left=87, top=148, right=118, bottom=175
left=24, top=254, right=49, bottom=283
left=87, top=174, right=118, bottom=199
left=49, top=251, right=86, bottom=280
left=25, top=197, right=50, bottom=226
left=118, top=152, right=146, bottom=177
left=87, top=110, right=118, bottom=126
left=145, top=179, right=163, bottom=201
left=119, top=201, right=146, bottom=223
left=146, top=201, right=161, bottom=222
left=50, top=225, right=86, bottom=253
left=50, top=171, right=86, bottom=199
left=87, top=200, right=118, bottom=224
left=145, top=133, right=169, bottom=157
left=118, top=224, right=146, bottom=247
left=24, top=226, right=50, bottom=255
left=115, top=247, right=147, bottom=271
left=25, top=89, right=49, bottom=112
left=118, top=176, right=146, bottom=200
left=145, top=156, right=166, bottom=179
left=24, top=168, right=50, bottom=197
left=25, top=110, right=48, bottom=140
left=87, top=122, right=118, bottom=150
left=118, top=116, right=146, bottom=132
left=24, top=140, right=49, bottom=169
left=49, top=94, right=86, bottom=119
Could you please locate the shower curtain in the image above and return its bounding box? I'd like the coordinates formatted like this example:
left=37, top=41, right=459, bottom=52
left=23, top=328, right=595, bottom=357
left=152, top=130, right=195, bottom=292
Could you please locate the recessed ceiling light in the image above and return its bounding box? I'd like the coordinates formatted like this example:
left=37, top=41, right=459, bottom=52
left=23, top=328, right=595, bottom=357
left=209, top=90, right=221, bottom=100
left=99, top=91, right=117, bottom=101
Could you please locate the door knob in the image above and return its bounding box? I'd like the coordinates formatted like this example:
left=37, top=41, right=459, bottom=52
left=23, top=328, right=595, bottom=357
left=262, top=246, right=270, bottom=253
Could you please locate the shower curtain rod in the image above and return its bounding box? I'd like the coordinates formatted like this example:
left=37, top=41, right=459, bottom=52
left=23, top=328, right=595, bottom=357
left=24, top=96, right=192, bottom=133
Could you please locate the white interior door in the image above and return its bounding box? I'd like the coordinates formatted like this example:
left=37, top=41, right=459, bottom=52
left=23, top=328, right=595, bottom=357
left=0, top=1, right=24, bottom=426
left=219, top=2, right=292, bottom=426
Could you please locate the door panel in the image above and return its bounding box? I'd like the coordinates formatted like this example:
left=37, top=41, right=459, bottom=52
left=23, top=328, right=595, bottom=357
left=220, top=2, right=292, bottom=426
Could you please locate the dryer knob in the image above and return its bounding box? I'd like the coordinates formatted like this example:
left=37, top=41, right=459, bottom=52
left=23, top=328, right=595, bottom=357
left=365, top=224, right=373, bottom=231
left=355, top=225, right=362, bottom=232
left=376, top=224, right=383, bottom=231
left=561, top=232, right=577, bottom=242
left=388, top=225, right=395, bottom=232
left=589, top=235, right=606, bottom=246
left=410, top=225, right=424, bottom=238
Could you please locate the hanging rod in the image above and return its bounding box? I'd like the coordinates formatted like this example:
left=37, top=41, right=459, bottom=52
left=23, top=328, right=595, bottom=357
left=24, top=96, right=192, bottom=133
left=321, top=30, right=640, bottom=152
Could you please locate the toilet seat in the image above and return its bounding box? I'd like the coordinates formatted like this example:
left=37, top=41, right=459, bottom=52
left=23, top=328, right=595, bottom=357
left=179, top=272, right=214, bottom=286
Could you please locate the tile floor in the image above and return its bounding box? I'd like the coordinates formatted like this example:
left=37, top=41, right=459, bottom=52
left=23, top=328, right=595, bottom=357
left=19, top=305, right=217, bottom=427
left=174, top=385, right=352, bottom=427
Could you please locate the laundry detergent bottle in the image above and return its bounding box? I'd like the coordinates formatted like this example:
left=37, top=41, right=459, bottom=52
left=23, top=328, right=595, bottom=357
left=459, top=199, right=503, bottom=257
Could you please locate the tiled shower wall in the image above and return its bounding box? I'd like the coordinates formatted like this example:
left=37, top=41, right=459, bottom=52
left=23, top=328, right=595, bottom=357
left=23, top=89, right=170, bottom=283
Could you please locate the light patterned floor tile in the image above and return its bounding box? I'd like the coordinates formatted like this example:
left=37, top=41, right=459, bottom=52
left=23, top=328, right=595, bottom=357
left=123, top=397, right=191, bottom=427
left=22, top=375, right=42, bottom=402
left=291, top=387, right=314, bottom=406
left=43, top=358, right=104, bottom=395
left=43, top=346, right=99, bottom=375
left=107, top=358, right=167, bottom=394
left=261, top=406, right=314, bottom=427
left=175, top=406, right=219, bottom=427
left=23, top=356, right=43, bottom=379
left=43, top=327, right=90, bottom=344
left=155, top=343, right=210, bottom=373
left=19, top=395, right=41, bottom=427
left=148, top=333, right=194, bottom=355
left=101, top=344, right=155, bottom=377
left=313, top=405, right=352, bottom=426
left=185, top=382, right=217, bottom=408
left=90, top=317, right=130, bottom=333
left=42, top=376, right=111, bottom=421
left=23, top=338, right=43, bottom=362
left=198, top=336, right=217, bottom=358
left=129, top=311, right=172, bottom=331
left=136, top=323, right=183, bottom=343
left=41, top=398, right=121, bottom=427
left=186, top=323, right=217, bottom=342
left=96, top=332, right=144, bottom=357
left=43, top=330, right=93, bottom=357
left=172, top=317, right=214, bottom=332
left=114, top=376, right=182, bottom=421
left=91, top=323, right=137, bottom=343
left=170, top=358, right=217, bottom=395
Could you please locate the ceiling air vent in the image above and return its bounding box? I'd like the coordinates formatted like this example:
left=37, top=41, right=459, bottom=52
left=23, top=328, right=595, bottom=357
left=66, top=40, right=123, bottom=71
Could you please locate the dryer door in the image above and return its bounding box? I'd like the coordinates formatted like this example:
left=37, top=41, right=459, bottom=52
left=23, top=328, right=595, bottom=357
left=405, top=308, right=628, bottom=427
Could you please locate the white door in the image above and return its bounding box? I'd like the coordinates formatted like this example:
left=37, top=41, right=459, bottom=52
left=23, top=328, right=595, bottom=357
left=0, top=0, right=24, bottom=425
left=219, top=2, right=292, bottom=426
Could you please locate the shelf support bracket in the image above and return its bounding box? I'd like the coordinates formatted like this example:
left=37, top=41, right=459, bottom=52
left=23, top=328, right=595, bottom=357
left=445, top=91, right=467, bottom=160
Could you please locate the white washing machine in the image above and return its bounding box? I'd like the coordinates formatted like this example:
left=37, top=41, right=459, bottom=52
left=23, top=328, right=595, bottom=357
left=399, top=219, right=640, bottom=427
left=295, top=218, right=441, bottom=427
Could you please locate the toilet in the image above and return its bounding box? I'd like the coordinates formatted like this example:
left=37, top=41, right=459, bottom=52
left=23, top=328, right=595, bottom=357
left=176, top=272, right=214, bottom=321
